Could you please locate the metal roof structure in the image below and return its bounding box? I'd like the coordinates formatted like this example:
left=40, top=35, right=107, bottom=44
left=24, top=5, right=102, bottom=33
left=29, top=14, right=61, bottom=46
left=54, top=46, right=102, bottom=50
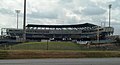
left=26, top=23, right=97, bottom=28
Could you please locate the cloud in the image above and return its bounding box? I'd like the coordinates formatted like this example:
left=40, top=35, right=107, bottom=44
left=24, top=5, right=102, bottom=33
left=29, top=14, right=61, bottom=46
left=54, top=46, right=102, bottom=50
left=91, top=0, right=115, bottom=4
left=27, top=11, right=58, bottom=19
left=81, top=6, right=106, bottom=15
left=0, top=8, right=14, bottom=15
left=110, top=0, right=120, bottom=9
left=59, top=0, right=73, bottom=4
left=0, top=0, right=120, bottom=35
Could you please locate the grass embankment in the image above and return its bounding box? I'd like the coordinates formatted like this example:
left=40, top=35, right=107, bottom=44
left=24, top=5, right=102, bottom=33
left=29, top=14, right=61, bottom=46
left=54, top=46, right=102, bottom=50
left=10, top=42, right=82, bottom=50
left=0, top=42, right=120, bottom=59
left=0, top=50, right=120, bottom=59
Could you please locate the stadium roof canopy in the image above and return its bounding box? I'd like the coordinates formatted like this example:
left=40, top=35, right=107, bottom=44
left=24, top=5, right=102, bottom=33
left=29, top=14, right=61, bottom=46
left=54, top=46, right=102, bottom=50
left=26, top=23, right=97, bottom=28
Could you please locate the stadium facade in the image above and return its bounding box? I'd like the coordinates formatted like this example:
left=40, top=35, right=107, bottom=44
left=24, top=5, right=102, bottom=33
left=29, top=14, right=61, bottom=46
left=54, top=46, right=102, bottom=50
left=1, top=23, right=114, bottom=42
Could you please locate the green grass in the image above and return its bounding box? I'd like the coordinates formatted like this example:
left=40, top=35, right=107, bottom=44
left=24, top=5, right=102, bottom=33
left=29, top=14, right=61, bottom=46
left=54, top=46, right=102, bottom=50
left=0, top=42, right=120, bottom=59
left=10, top=42, right=82, bottom=50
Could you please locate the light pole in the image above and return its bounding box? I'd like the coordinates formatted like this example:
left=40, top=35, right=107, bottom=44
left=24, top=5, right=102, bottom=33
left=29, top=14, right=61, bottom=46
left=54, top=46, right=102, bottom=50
left=109, top=4, right=112, bottom=27
left=15, top=10, right=20, bottom=29
left=23, top=0, right=26, bottom=42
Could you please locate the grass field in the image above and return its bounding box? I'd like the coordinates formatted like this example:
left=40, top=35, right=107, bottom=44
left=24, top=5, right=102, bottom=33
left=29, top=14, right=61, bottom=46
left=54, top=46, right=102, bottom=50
left=10, top=42, right=82, bottom=50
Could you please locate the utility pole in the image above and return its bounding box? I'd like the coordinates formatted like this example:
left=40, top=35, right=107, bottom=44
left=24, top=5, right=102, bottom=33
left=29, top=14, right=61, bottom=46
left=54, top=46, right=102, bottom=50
left=15, top=10, right=20, bottom=29
left=23, top=0, right=26, bottom=42
left=109, top=4, right=112, bottom=27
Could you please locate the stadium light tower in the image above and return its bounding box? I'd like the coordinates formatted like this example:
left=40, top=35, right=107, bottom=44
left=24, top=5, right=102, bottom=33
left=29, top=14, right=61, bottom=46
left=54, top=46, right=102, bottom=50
left=23, top=0, right=26, bottom=42
left=109, top=4, right=112, bottom=27
left=15, top=10, right=20, bottom=29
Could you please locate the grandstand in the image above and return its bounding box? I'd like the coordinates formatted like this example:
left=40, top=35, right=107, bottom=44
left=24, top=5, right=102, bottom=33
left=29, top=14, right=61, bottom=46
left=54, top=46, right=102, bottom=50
left=1, top=23, right=114, bottom=42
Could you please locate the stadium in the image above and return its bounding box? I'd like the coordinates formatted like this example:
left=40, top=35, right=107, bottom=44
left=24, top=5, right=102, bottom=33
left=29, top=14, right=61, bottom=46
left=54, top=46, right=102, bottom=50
left=1, top=23, right=114, bottom=43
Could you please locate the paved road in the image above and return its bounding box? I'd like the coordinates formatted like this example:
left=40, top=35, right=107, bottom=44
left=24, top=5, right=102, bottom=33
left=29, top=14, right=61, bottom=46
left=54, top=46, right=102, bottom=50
left=0, top=58, right=120, bottom=65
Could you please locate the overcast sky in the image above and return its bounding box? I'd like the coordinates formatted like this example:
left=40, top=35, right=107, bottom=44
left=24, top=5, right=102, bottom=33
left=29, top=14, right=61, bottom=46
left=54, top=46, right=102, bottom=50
left=0, top=0, right=120, bottom=35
